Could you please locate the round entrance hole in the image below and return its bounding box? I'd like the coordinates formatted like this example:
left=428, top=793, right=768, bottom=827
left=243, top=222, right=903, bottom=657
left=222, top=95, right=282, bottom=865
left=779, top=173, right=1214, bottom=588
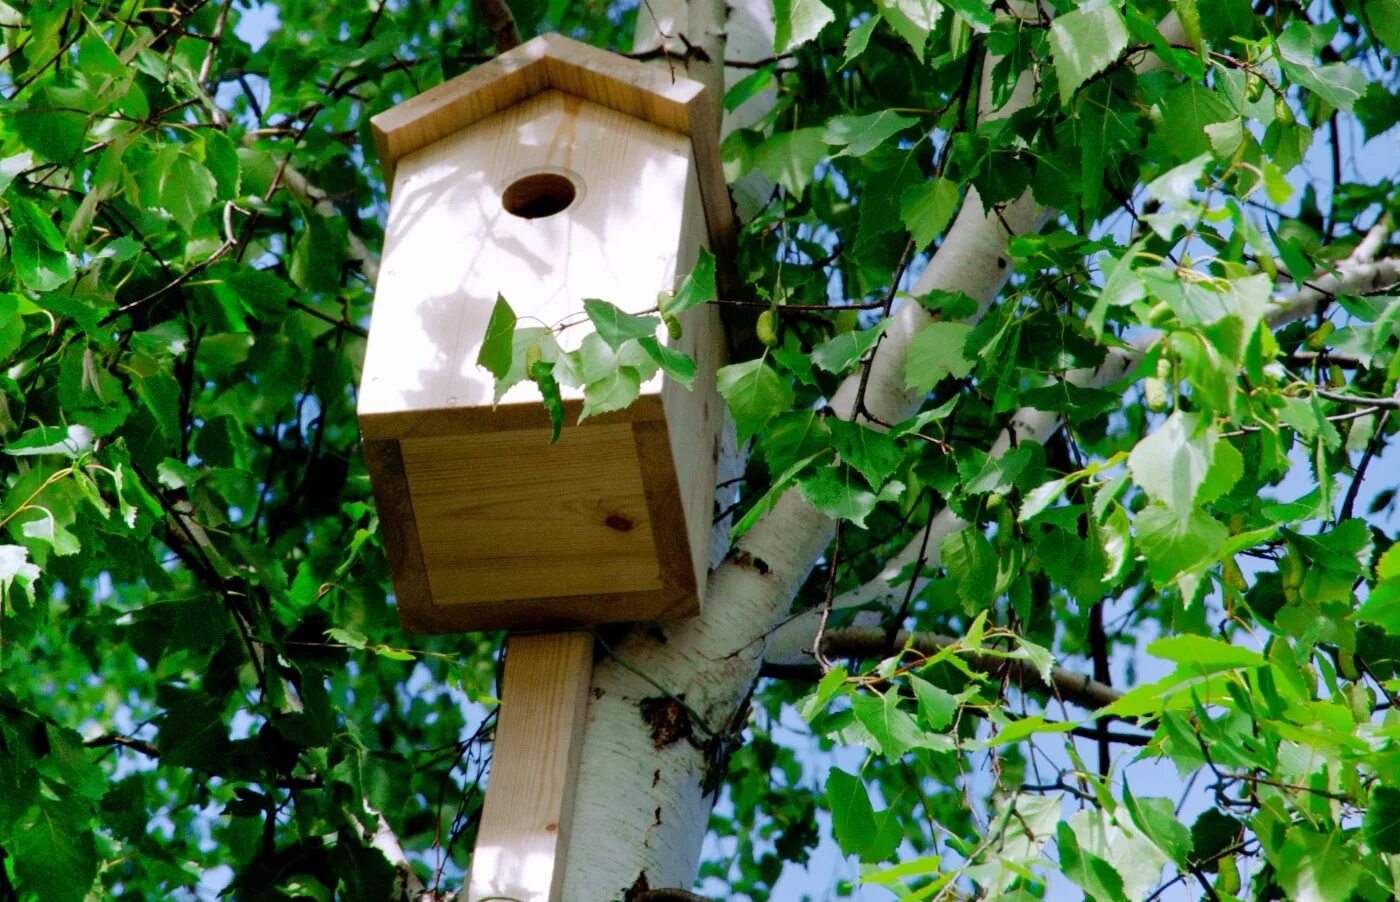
left=502, top=172, right=578, bottom=219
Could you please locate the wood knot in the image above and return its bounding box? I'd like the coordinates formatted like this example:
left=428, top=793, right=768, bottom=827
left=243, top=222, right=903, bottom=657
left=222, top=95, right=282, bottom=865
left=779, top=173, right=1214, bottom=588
left=605, top=513, right=634, bottom=532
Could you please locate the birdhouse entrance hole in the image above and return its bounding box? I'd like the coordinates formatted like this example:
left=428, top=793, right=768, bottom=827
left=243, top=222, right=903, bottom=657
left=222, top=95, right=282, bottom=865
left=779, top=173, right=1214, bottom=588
left=502, top=171, right=578, bottom=219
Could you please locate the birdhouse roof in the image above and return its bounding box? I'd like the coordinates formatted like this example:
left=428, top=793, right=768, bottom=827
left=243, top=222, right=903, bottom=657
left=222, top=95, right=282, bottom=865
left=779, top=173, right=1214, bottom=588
left=370, top=33, right=734, bottom=256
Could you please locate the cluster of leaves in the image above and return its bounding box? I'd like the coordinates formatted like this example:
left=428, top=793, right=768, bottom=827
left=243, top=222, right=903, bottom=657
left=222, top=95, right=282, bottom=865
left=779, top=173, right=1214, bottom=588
left=2, top=0, right=1400, bottom=898
left=0, top=0, right=638, bottom=896
left=662, top=0, right=1400, bottom=899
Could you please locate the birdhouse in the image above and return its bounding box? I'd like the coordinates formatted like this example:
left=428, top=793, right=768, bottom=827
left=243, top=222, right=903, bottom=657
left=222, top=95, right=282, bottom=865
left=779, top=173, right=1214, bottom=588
left=358, top=34, right=734, bottom=635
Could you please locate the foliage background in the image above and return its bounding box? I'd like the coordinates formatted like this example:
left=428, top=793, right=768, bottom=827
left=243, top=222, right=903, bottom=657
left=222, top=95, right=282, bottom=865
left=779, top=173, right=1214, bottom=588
left=2, top=0, right=1400, bottom=899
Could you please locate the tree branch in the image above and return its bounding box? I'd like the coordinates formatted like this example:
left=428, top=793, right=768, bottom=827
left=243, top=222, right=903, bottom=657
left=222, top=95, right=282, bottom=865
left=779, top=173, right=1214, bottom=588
left=474, top=0, right=522, bottom=52
left=818, top=627, right=1124, bottom=711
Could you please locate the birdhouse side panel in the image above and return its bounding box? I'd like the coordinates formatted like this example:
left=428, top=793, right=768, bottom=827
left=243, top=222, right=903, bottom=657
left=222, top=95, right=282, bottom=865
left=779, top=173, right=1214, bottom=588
left=659, top=162, right=724, bottom=601
left=358, top=90, right=695, bottom=435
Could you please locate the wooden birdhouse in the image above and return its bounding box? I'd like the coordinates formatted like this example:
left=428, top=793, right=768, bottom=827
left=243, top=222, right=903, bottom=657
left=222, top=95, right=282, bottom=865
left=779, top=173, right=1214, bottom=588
left=359, top=34, right=734, bottom=635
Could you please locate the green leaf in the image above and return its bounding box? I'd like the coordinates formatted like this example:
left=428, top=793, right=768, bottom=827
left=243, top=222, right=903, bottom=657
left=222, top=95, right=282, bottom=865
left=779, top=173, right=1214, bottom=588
left=1127, top=411, right=1216, bottom=524
left=823, top=110, right=919, bottom=157
left=477, top=294, right=517, bottom=381
left=731, top=451, right=829, bottom=538
left=717, top=357, right=794, bottom=443
left=844, top=15, right=880, bottom=65
left=1284, top=520, right=1374, bottom=576
left=1057, top=820, right=1127, bottom=902
left=724, top=68, right=775, bottom=113
left=11, top=796, right=98, bottom=902
left=1279, top=827, right=1359, bottom=902
left=581, top=366, right=641, bottom=419
left=899, top=178, right=959, bottom=248
left=944, top=0, right=995, bottom=31
left=1090, top=245, right=1147, bottom=335
left=1148, top=635, right=1267, bottom=671
left=635, top=336, right=695, bottom=388
left=1378, top=543, right=1400, bottom=581
left=977, top=713, right=1076, bottom=747
left=811, top=320, right=889, bottom=373
left=909, top=675, right=956, bottom=730
left=146, top=144, right=218, bottom=232
left=4, top=424, right=94, bottom=458
left=1190, top=808, right=1243, bottom=868
left=850, top=691, right=920, bottom=757
left=1365, top=784, right=1400, bottom=852
left=797, top=464, right=879, bottom=527
left=0, top=151, right=34, bottom=196
left=330, top=839, right=398, bottom=901
left=155, top=689, right=232, bottom=769
left=826, top=767, right=902, bottom=862
left=876, top=0, right=943, bottom=61
left=774, top=0, right=835, bottom=53
left=1124, top=786, right=1193, bottom=867
left=753, top=128, right=828, bottom=196
left=583, top=299, right=660, bottom=350
left=1135, top=504, right=1230, bottom=587
left=327, top=627, right=369, bottom=649
left=289, top=213, right=348, bottom=293
left=905, top=322, right=975, bottom=393
left=1277, top=20, right=1367, bottom=110
left=12, top=86, right=88, bottom=163
left=8, top=197, right=73, bottom=291
left=530, top=360, right=564, bottom=442
left=940, top=525, right=996, bottom=612
left=665, top=248, right=717, bottom=315
left=1049, top=5, right=1130, bottom=104
left=199, top=130, right=242, bottom=199
left=1367, top=0, right=1400, bottom=54
left=827, top=419, right=901, bottom=489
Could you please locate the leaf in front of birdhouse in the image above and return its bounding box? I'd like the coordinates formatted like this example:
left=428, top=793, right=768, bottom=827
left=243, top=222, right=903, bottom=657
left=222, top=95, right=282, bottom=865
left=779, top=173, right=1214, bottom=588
left=530, top=360, right=564, bottom=442
left=717, top=357, right=794, bottom=444
left=493, top=327, right=552, bottom=403
left=581, top=367, right=642, bottom=421
left=583, top=299, right=661, bottom=350
left=666, top=248, right=717, bottom=316
left=636, top=336, right=696, bottom=388
left=477, top=294, right=517, bottom=381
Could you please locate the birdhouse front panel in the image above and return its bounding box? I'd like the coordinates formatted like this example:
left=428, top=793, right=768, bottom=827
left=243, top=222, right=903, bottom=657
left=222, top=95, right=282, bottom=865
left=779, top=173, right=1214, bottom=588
left=358, top=37, right=729, bottom=635
left=359, top=89, right=695, bottom=418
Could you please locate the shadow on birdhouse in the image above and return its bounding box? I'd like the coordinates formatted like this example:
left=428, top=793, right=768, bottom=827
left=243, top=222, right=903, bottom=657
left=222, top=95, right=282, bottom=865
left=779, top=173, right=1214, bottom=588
left=359, top=34, right=735, bottom=635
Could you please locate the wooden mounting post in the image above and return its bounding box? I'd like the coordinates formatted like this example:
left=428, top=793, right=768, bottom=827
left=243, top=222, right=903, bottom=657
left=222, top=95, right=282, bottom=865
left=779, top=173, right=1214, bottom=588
left=467, top=631, right=594, bottom=902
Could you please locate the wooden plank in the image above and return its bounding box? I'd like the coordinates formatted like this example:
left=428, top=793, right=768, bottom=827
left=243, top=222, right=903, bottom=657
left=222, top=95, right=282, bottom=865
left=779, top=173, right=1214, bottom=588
left=399, top=424, right=663, bottom=605
left=468, top=632, right=593, bottom=902
left=393, top=583, right=695, bottom=634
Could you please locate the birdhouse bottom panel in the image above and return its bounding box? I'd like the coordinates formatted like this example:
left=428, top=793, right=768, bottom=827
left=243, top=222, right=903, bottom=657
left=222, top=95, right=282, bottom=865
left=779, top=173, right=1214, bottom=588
left=365, top=420, right=701, bottom=633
